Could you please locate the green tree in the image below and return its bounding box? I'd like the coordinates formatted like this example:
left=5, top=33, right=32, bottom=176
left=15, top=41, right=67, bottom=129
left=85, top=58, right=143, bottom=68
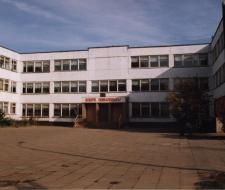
left=167, top=78, right=211, bottom=133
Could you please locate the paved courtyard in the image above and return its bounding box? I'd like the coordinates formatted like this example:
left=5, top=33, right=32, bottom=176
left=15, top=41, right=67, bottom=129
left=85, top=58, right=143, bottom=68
left=0, top=126, right=225, bottom=189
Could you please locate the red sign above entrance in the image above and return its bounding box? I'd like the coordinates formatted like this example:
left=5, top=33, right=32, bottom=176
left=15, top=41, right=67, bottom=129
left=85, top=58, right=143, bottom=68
left=84, top=97, right=126, bottom=103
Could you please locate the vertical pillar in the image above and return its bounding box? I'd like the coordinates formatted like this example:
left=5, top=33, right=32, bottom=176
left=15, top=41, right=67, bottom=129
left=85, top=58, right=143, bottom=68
left=108, top=103, right=111, bottom=124
left=82, top=104, right=86, bottom=119
left=96, top=103, right=99, bottom=126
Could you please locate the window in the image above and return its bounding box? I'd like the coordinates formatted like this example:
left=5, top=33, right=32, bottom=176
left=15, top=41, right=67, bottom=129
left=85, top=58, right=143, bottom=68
left=150, top=56, right=158, bottom=67
left=160, top=78, right=169, bottom=91
left=5, top=57, right=10, bottom=70
left=92, top=81, right=99, bottom=92
left=132, top=103, right=140, bottom=117
left=71, top=59, right=78, bottom=71
left=0, top=79, right=3, bottom=91
left=199, top=54, right=208, bottom=66
left=70, top=104, right=78, bottom=117
left=174, top=55, right=182, bottom=67
left=34, top=104, right=41, bottom=117
left=10, top=103, right=16, bottom=114
left=159, top=55, right=169, bottom=67
left=55, top=82, right=61, bottom=93
left=141, top=103, right=150, bottom=118
left=161, top=103, right=169, bottom=117
left=4, top=80, right=9, bottom=92
left=79, top=81, right=86, bottom=92
left=151, top=102, right=160, bottom=117
left=35, top=62, right=42, bottom=72
left=71, top=81, right=78, bottom=92
left=183, top=55, right=193, bottom=67
left=62, top=81, right=70, bottom=93
left=54, top=104, right=61, bottom=117
left=35, top=83, right=42, bottom=93
left=55, top=60, right=61, bottom=71
left=0, top=56, right=4, bottom=68
left=43, top=61, right=50, bottom=72
left=132, top=80, right=140, bottom=91
left=0, top=102, right=9, bottom=114
left=23, top=104, right=49, bottom=117
left=12, top=60, right=17, bottom=72
left=62, top=60, right=70, bottom=71
left=11, top=81, right=16, bottom=93
left=141, top=79, right=149, bottom=91
left=62, top=104, right=70, bottom=117
left=140, top=56, right=149, bottom=68
left=42, top=104, right=49, bottom=117
left=79, top=59, right=86, bottom=70
left=118, top=80, right=126, bottom=91
left=100, top=81, right=108, bottom=92
left=109, top=80, right=117, bottom=92
left=27, top=62, right=34, bottom=72
left=27, top=104, right=33, bottom=116
left=151, top=79, right=159, bottom=91
left=131, top=56, right=139, bottom=68
left=27, top=83, right=34, bottom=93
left=43, top=83, right=50, bottom=93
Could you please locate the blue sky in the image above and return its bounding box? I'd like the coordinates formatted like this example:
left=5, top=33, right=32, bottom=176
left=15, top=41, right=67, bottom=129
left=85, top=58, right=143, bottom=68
left=0, top=0, right=222, bottom=52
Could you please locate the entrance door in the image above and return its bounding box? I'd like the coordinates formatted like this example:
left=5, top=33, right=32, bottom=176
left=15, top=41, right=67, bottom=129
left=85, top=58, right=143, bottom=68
left=99, top=104, right=109, bottom=122
left=86, top=104, right=96, bottom=123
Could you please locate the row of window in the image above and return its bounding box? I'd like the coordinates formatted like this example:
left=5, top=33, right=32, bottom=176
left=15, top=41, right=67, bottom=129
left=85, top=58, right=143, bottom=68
left=131, top=55, right=168, bottom=68
left=174, top=54, right=208, bottom=67
left=23, top=82, right=50, bottom=94
left=21, top=78, right=209, bottom=94
left=214, top=62, right=225, bottom=88
left=132, top=78, right=169, bottom=92
left=54, top=104, right=82, bottom=118
left=132, top=102, right=170, bottom=118
left=55, top=59, right=86, bottom=71
left=0, top=102, right=16, bottom=114
left=23, top=61, right=50, bottom=73
left=92, top=80, right=126, bottom=92
left=54, top=81, right=86, bottom=93
left=22, top=104, right=49, bottom=117
left=0, top=78, right=16, bottom=93
left=212, top=31, right=224, bottom=63
left=174, top=77, right=209, bottom=91
left=0, top=56, right=17, bottom=72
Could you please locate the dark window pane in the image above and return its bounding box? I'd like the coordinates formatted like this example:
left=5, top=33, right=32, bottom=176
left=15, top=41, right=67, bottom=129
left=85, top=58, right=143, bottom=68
left=151, top=79, right=159, bottom=91
left=55, top=60, right=61, bottom=71
left=161, top=103, right=169, bottom=117
left=132, top=103, right=140, bottom=117
left=35, top=62, right=42, bottom=72
left=71, top=81, right=78, bottom=92
left=42, top=104, right=49, bottom=117
left=62, top=82, right=70, bottom=92
left=140, top=56, right=149, bottom=68
left=132, top=80, right=140, bottom=91
left=92, top=81, right=99, bottom=92
left=160, top=55, right=169, bottom=67
left=62, top=104, right=70, bottom=117
left=79, top=59, right=86, bottom=70
left=43, top=83, right=50, bottom=93
left=27, top=62, right=34, bottom=72
left=62, top=60, right=70, bottom=71
left=27, top=83, right=33, bottom=93
left=71, top=59, right=78, bottom=70
left=183, top=55, right=193, bottom=67
left=174, top=55, right=182, bottom=67
left=160, top=79, right=169, bottom=91
left=43, top=61, right=50, bottom=72
left=109, top=81, right=117, bottom=92
left=54, top=104, right=61, bottom=117
left=118, top=80, right=126, bottom=91
left=150, top=56, right=158, bottom=67
left=141, top=79, right=149, bottom=91
left=54, top=82, right=61, bottom=93
left=141, top=103, right=150, bottom=118
left=79, top=81, right=86, bottom=92
left=151, top=102, right=159, bottom=117
left=70, top=104, right=78, bottom=117
left=27, top=104, right=33, bottom=116
left=34, top=104, right=41, bottom=117
left=131, top=56, right=139, bottom=68
left=35, top=83, right=42, bottom=93
left=100, top=81, right=108, bottom=92
left=199, top=54, right=208, bottom=66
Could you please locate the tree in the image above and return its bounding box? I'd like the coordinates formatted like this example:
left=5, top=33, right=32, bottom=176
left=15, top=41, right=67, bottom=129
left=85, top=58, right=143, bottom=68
left=167, top=78, right=211, bottom=134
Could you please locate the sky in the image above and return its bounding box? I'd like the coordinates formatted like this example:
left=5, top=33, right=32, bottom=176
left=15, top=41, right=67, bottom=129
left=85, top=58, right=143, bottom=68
left=0, top=0, right=222, bottom=52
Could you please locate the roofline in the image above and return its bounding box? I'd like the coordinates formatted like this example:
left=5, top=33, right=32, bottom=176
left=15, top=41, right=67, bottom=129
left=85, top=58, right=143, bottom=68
left=211, top=18, right=223, bottom=44
left=0, top=45, right=20, bottom=54
left=0, top=43, right=210, bottom=55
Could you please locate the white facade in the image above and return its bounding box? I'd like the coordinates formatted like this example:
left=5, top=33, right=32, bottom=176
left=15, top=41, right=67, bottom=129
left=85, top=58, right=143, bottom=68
left=0, top=43, right=213, bottom=124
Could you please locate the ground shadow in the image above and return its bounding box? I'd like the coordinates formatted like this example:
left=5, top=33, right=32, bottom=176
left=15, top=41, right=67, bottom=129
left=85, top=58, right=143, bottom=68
left=195, top=171, right=225, bottom=189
